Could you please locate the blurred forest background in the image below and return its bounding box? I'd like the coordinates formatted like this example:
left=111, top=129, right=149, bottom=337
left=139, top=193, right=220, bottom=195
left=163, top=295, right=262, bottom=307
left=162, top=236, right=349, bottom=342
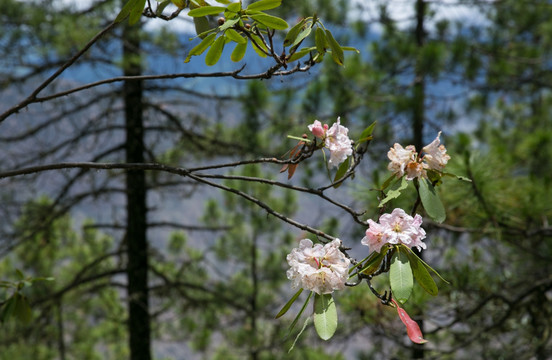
left=0, top=0, right=551, bottom=359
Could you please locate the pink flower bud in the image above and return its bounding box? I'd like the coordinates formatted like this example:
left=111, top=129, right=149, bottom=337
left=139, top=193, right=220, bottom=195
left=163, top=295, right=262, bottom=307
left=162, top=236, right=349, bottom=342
left=308, top=120, right=326, bottom=138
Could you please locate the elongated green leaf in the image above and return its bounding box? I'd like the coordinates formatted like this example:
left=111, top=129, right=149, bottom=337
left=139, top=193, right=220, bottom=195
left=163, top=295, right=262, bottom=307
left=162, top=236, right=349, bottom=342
left=406, top=250, right=438, bottom=296
left=115, top=0, right=139, bottom=23
left=205, top=35, right=226, bottom=66
left=288, top=291, right=312, bottom=333
left=390, top=249, right=413, bottom=304
left=170, top=0, right=186, bottom=9
left=0, top=295, right=17, bottom=323
left=225, top=28, right=246, bottom=44
left=406, top=247, right=450, bottom=284
left=226, top=2, right=241, bottom=12
left=250, top=13, right=288, bottom=30
left=219, top=17, right=240, bottom=31
left=15, top=269, right=24, bottom=281
left=193, top=16, right=212, bottom=38
left=419, top=178, right=446, bottom=223
left=188, top=6, right=227, bottom=17
left=357, top=121, right=376, bottom=144
left=13, top=293, right=32, bottom=324
left=315, top=27, right=327, bottom=53
left=333, top=157, right=350, bottom=188
left=359, top=245, right=389, bottom=275
left=379, top=175, right=408, bottom=207
left=247, top=0, right=281, bottom=11
left=215, top=0, right=231, bottom=3
left=313, top=293, right=338, bottom=340
left=275, top=288, right=303, bottom=319
left=230, top=41, right=247, bottom=62
left=250, top=34, right=268, bottom=57
left=185, top=33, right=217, bottom=63
left=342, top=46, right=360, bottom=53
left=129, top=0, right=146, bottom=24
left=288, top=46, right=315, bottom=62
left=289, top=26, right=311, bottom=48
left=325, top=29, right=344, bottom=65
left=284, top=19, right=306, bottom=47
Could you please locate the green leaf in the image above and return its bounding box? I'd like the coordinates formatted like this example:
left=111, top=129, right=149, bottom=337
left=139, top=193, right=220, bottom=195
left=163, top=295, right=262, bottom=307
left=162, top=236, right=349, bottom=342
left=289, top=26, right=312, bottom=49
left=15, top=269, right=25, bottom=281
left=356, top=121, right=376, bottom=145
left=214, top=0, right=231, bottom=3
left=129, top=0, right=146, bottom=24
left=250, top=34, right=268, bottom=57
left=379, top=176, right=408, bottom=207
left=380, top=173, right=397, bottom=191
left=406, top=247, right=450, bottom=284
left=342, top=46, right=360, bottom=53
left=193, top=16, right=212, bottom=38
left=188, top=6, right=227, bottom=17
left=275, top=288, right=303, bottom=319
left=390, top=249, right=413, bottom=304
left=358, top=245, right=389, bottom=275
left=226, top=2, right=241, bottom=12
left=219, top=17, right=240, bottom=31
left=247, top=0, right=281, bottom=11
left=406, top=249, right=438, bottom=296
left=205, top=35, right=226, bottom=66
left=333, top=156, right=350, bottom=188
left=284, top=19, right=306, bottom=47
left=288, top=316, right=310, bottom=353
left=313, top=293, right=338, bottom=340
left=419, top=178, right=446, bottom=223
left=13, top=293, right=32, bottom=324
left=170, top=0, right=186, bottom=9
left=115, top=0, right=139, bottom=23
left=315, top=27, right=327, bottom=53
left=288, top=291, right=312, bottom=333
left=324, top=29, right=344, bottom=65
left=250, top=13, right=288, bottom=30
left=185, top=33, right=217, bottom=63
left=288, top=47, right=315, bottom=62
left=157, top=0, right=172, bottom=15
left=225, top=28, right=246, bottom=44
left=230, top=41, right=247, bottom=61
left=0, top=295, right=17, bottom=323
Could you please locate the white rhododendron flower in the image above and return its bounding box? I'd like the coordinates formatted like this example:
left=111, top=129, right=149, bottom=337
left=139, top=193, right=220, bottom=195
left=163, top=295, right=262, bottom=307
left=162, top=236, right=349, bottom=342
left=361, top=208, right=427, bottom=252
left=324, top=117, right=353, bottom=168
left=422, top=131, right=451, bottom=171
left=387, top=132, right=450, bottom=179
left=286, top=238, right=350, bottom=294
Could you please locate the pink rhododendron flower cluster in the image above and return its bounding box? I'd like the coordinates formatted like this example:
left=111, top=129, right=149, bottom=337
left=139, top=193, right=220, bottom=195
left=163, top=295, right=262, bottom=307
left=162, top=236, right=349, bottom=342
left=387, top=132, right=451, bottom=180
left=308, top=117, right=353, bottom=168
left=361, top=208, right=427, bottom=252
left=286, top=238, right=350, bottom=294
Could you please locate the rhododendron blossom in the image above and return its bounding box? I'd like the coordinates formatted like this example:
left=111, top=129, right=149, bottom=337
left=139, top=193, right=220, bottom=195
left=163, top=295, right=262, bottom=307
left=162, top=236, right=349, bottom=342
left=361, top=208, right=427, bottom=252
left=286, top=238, right=350, bottom=294
left=307, top=117, right=353, bottom=168
left=387, top=132, right=450, bottom=179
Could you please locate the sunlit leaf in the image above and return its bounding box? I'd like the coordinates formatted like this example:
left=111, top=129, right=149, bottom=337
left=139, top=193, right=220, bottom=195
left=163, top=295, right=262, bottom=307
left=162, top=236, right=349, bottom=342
left=188, top=5, right=227, bottom=17
left=390, top=249, right=413, bottom=304
left=419, top=178, right=446, bottom=223
left=288, top=46, right=315, bottom=62
left=284, top=19, right=306, bottom=47
left=313, top=293, right=338, bottom=340
left=333, top=156, right=350, bottom=188
left=275, top=288, right=303, bottom=319
left=379, top=176, right=408, bottom=207
left=358, top=245, right=389, bottom=275
left=170, top=0, right=186, bottom=9
left=205, top=35, right=226, bottom=66
left=325, top=29, right=344, bottom=65
left=226, top=2, right=241, bottom=12
left=250, top=34, right=268, bottom=57
left=356, top=121, right=376, bottom=145
left=246, top=0, right=281, bottom=11
left=250, top=13, right=288, bottom=30
left=315, top=27, right=327, bottom=53
left=225, top=28, right=246, bottom=44
left=185, top=33, right=217, bottom=62
left=342, top=46, right=360, bottom=53
left=230, top=41, right=247, bottom=61
left=219, top=17, right=240, bottom=31
left=129, top=0, right=146, bottom=24
left=115, top=0, right=139, bottom=23
left=289, top=26, right=311, bottom=48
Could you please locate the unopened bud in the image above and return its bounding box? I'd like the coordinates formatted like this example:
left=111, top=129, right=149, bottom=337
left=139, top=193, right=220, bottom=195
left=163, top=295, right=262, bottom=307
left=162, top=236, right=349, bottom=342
left=217, top=17, right=225, bottom=25
left=245, top=23, right=251, bottom=29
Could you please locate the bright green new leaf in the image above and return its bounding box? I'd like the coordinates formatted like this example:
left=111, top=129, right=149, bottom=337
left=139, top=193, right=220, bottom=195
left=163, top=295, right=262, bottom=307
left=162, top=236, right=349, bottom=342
left=219, top=17, right=240, bottom=31
left=379, top=176, right=408, bottom=207
left=313, top=293, right=338, bottom=340
left=289, top=26, right=311, bottom=48
left=315, top=27, right=327, bottom=53
left=419, top=178, right=446, bottom=223
left=342, top=46, right=360, bottom=53
left=325, top=29, right=344, bottom=65
left=230, top=41, right=247, bottom=61
left=288, top=47, right=315, bottom=62
left=225, top=28, right=246, bottom=44
left=188, top=6, right=227, bottom=17
left=205, top=35, right=226, bottom=66
left=406, top=249, right=438, bottom=296
left=275, top=288, right=303, bottom=319
left=390, top=249, right=413, bottom=304
left=185, top=33, right=217, bottom=63
left=226, top=2, right=241, bottom=12
left=129, top=0, right=146, bottom=24
left=284, top=19, right=306, bottom=47
left=356, top=121, right=376, bottom=145
left=358, top=245, right=389, bottom=275
left=115, top=0, right=139, bottom=23
left=333, top=156, right=350, bottom=188
left=250, top=13, right=288, bottom=30
left=250, top=34, right=268, bottom=57
left=214, top=0, right=231, bottom=4
left=247, top=0, right=281, bottom=11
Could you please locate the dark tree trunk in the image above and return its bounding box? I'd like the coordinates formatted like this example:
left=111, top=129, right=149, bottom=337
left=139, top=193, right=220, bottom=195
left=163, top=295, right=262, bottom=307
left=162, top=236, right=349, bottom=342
left=123, top=19, right=151, bottom=360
